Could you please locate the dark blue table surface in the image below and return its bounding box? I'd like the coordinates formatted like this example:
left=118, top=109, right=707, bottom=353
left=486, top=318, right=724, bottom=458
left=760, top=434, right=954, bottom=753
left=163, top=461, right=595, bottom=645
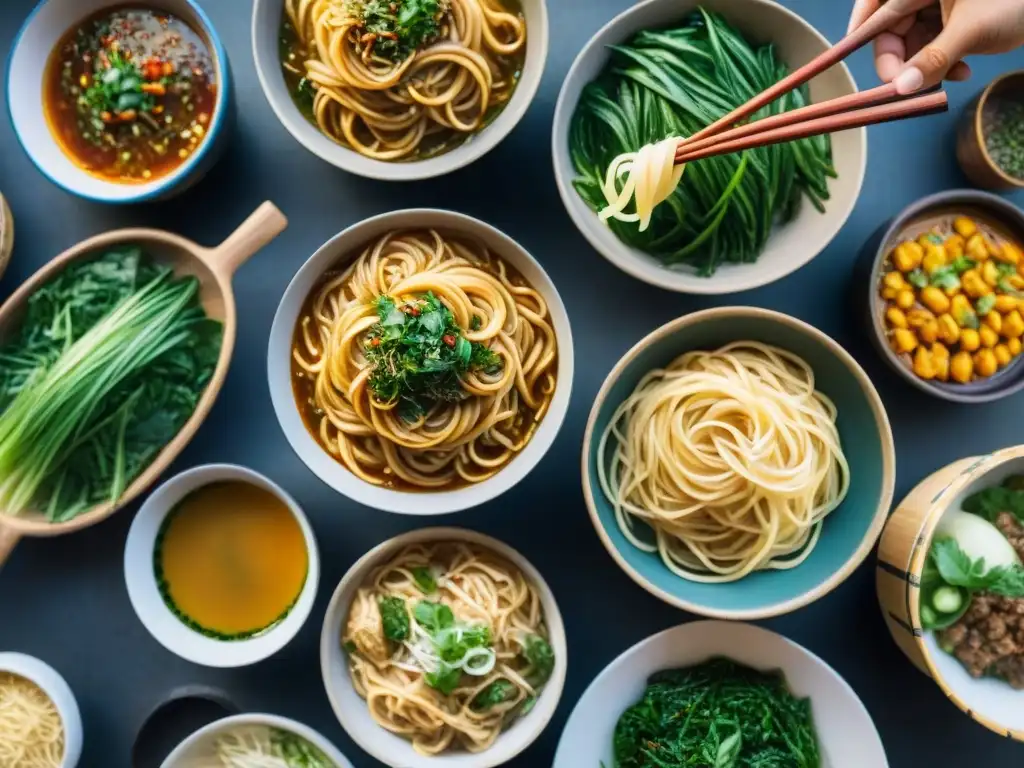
left=2, top=1, right=1024, bottom=766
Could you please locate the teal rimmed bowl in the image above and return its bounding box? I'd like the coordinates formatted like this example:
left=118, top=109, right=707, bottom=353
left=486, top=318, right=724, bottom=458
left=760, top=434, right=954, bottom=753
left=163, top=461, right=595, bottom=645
left=582, top=307, right=896, bottom=619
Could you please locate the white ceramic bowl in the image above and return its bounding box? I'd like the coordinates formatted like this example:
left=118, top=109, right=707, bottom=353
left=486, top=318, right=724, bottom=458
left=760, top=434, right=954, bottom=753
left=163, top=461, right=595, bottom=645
left=268, top=209, right=574, bottom=515
left=320, top=527, right=568, bottom=768
left=7, top=0, right=232, bottom=203
left=160, top=713, right=354, bottom=768
left=0, top=652, right=83, bottom=768
left=123, top=464, right=320, bottom=668
left=251, top=0, right=548, bottom=181
left=551, top=0, right=867, bottom=294
left=554, top=621, right=887, bottom=768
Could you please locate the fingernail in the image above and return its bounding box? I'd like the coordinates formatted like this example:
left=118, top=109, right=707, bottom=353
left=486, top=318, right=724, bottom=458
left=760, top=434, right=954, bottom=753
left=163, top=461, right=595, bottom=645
left=894, top=66, right=924, bottom=95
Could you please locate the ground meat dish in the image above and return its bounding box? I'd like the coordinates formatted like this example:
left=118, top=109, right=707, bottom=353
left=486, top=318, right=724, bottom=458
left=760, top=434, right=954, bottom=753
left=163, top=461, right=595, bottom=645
left=938, top=512, right=1024, bottom=688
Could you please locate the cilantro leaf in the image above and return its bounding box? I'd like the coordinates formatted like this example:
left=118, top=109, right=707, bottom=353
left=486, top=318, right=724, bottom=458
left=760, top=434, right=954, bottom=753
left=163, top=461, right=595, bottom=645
left=962, top=485, right=1024, bottom=523
left=378, top=596, right=410, bottom=642
left=931, top=537, right=1024, bottom=597
left=411, top=566, right=437, bottom=594
left=976, top=294, right=997, bottom=316
left=425, top=662, right=463, bottom=695
left=930, top=267, right=960, bottom=291
left=413, top=600, right=454, bottom=633
left=471, top=680, right=517, bottom=711
left=522, top=633, right=555, bottom=686
left=907, top=268, right=929, bottom=289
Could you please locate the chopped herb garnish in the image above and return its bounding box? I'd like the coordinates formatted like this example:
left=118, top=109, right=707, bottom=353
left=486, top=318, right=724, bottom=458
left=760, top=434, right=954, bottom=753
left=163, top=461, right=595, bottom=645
left=930, top=267, right=960, bottom=292
left=907, top=268, right=929, bottom=289
left=343, top=640, right=357, bottom=653
left=950, top=256, right=976, bottom=274
left=345, top=0, right=450, bottom=63
left=413, top=600, right=454, bottom=633
left=471, top=680, right=517, bottom=711
left=976, top=293, right=997, bottom=316
left=379, top=596, right=410, bottom=642
left=365, top=293, right=502, bottom=421
left=522, top=633, right=555, bottom=687
left=411, top=566, right=437, bottom=594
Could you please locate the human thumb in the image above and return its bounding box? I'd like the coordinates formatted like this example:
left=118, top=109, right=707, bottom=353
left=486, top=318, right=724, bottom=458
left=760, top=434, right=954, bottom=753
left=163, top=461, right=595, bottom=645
left=894, top=23, right=978, bottom=94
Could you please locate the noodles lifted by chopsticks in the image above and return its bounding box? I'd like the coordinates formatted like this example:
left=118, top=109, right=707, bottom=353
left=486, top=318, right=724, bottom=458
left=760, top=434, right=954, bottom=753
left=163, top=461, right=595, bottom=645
left=599, top=136, right=685, bottom=232
left=0, top=673, right=64, bottom=768
left=597, top=341, right=850, bottom=583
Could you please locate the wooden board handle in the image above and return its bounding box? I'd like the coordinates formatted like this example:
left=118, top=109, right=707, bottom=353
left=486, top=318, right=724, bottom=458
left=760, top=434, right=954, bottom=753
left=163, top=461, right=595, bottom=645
left=0, top=525, right=20, bottom=569
left=208, top=201, right=288, bottom=278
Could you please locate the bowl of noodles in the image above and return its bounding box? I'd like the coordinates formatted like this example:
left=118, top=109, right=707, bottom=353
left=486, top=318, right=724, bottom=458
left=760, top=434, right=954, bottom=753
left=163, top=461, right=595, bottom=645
left=267, top=209, right=572, bottom=515
left=0, top=653, right=82, bottom=768
left=319, top=526, right=567, bottom=767
left=160, top=712, right=354, bottom=767
left=582, top=307, right=896, bottom=619
left=251, top=0, right=548, bottom=181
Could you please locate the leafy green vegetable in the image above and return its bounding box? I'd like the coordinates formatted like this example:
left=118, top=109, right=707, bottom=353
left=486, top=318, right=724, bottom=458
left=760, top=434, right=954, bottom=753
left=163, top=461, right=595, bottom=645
left=271, top=727, right=336, bottom=768
left=569, top=10, right=834, bottom=276
left=365, top=293, right=501, bottom=420
left=412, top=600, right=497, bottom=695
left=950, top=256, right=976, bottom=275
left=976, top=293, right=997, bottom=316
left=411, top=566, right=437, bottom=594
left=931, top=537, right=1024, bottom=596
left=425, top=662, right=463, bottom=695
left=907, top=268, right=929, bottom=288
left=413, top=600, right=455, bottom=633
left=612, top=658, right=820, bottom=768
left=379, top=596, right=410, bottom=642
left=343, top=640, right=357, bottom=653
left=82, top=48, right=155, bottom=117
left=930, top=267, right=961, bottom=292
left=345, top=0, right=448, bottom=62
left=522, top=633, right=554, bottom=687
left=471, top=679, right=517, bottom=711
left=0, top=248, right=220, bottom=521
left=963, top=481, right=1024, bottom=523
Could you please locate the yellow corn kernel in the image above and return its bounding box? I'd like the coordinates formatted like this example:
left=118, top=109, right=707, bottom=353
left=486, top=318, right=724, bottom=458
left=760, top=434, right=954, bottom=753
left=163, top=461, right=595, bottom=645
left=932, top=343, right=951, bottom=381
left=920, top=319, right=940, bottom=344
left=950, top=295, right=977, bottom=329
left=974, top=348, right=998, bottom=377
left=892, top=241, right=924, bottom=272
left=913, top=347, right=936, bottom=380
left=895, top=289, right=916, bottom=310
left=1001, top=241, right=1023, bottom=266
left=922, top=245, right=947, bottom=274
left=1008, top=274, right=1024, bottom=290
left=1009, top=337, right=1022, bottom=356
left=883, top=272, right=907, bottom=291
left=995, top=294, right=1018, bottom=313
left=907, top=307, right=936, bottom=328
left=966, top=233, right=988, bottom=261
left=980, top=324, right=999, bottom=348
left=982, top=260, right=1001, bottom=287
left=945, top=234, right=966, bottom=260
left=954, top=217, right=978, bottom=238
left=986, top=237, right=1004, bottom=260
left=995, top=343, right=1012, bottom=368
left=951, top=350, right=973, bottom=383
left=886, top=307, right=908, bottom=329
left=937, top=313, right=959, bottom=345
left=892, top=328, right=918, bottom=354
left=960, top=328, right=981, bottom=352
left=962, top=269, right=991, bottom=298
left=985, top=311, right=1003, bottom=334
left=1003, top=310, right=1024, bottom=338
left=919, top=286, right=950, bottom=314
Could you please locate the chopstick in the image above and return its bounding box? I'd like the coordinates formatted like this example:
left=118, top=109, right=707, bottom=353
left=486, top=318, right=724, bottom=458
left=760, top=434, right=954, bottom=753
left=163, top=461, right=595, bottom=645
left=674, top=89, right=948, bottom=164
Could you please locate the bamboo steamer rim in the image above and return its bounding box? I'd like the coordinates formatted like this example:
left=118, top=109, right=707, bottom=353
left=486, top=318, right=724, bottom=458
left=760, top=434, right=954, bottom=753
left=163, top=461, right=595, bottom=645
left=908, top=444, right=1024, bottom=741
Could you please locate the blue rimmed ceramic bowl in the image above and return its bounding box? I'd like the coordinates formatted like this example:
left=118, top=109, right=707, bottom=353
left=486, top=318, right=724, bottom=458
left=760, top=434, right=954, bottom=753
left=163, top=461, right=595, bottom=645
left=7, top=0, right=232, bottom=204
left=581, top=306, right=896, bottom=619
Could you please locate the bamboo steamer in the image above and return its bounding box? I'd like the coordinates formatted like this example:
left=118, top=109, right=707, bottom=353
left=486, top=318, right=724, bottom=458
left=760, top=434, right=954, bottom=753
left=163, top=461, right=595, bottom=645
left=0, top=202, right=288, bottom=566
left=876, top=444, right=1024, bottom=741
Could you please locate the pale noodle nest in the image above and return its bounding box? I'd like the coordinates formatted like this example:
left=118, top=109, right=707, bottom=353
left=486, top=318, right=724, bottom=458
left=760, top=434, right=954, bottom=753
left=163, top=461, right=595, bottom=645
left=598, top=341, right=850, bottom=583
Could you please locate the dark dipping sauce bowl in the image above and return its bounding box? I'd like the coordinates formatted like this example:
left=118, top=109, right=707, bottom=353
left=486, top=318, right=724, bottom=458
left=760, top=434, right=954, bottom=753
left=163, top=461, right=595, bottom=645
left=957, top=70, right=1024, bottom=191
left=131, top=685, right=238, bottom=768
left=857, top=190, right=1024, bottom=404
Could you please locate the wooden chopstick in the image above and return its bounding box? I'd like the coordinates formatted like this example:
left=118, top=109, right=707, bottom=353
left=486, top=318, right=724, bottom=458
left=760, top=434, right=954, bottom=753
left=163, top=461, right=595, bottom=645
left=685, top=3, right=919, bottom=145
left=674, top=90, right=948, bottom=164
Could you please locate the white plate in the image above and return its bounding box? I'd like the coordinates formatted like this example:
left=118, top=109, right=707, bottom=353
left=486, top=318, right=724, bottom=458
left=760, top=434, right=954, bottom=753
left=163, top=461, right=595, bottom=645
left=554, top=621, right=887, bottom=768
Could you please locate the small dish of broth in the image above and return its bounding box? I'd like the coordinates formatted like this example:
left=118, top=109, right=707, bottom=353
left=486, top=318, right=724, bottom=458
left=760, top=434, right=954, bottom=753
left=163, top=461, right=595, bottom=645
left=43, top=7, right=217, bottom=184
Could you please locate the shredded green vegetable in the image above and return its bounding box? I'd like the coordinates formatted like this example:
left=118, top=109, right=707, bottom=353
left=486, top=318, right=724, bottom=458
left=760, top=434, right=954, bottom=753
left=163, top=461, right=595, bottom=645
left=0, top=248, right=221, bottom=521
left=612, top=658, right=821, bottom=768
left=569, top=9, right=836, bottom=276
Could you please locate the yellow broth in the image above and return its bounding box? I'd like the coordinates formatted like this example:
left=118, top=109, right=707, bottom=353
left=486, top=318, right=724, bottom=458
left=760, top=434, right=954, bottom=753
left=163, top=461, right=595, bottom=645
left=154, top=482, right=308, bottom=639
left=44, top=7, right=217, bottom=183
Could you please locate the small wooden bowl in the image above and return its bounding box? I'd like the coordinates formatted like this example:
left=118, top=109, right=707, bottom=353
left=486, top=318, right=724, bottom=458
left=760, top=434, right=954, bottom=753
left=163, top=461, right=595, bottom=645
left=0, top=202, right=288, bottom=566
left=0, top=193, right=13, bottom=281
left=957, top=70, right=1024, bottom=191
left=876, top=444, right=1024, bottom=741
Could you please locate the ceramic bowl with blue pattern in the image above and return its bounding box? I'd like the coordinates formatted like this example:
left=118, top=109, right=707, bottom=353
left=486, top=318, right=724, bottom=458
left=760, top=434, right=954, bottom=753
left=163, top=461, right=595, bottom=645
left=582, top=307, right=896, bottom=619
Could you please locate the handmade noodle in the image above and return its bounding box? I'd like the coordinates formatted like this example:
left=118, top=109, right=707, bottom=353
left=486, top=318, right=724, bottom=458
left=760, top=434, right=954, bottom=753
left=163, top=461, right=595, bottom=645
left=600, top=136, right=684, bottom=232
left=0, top=673, right=64, bottom=768
left=597, top=342, right=849, bottom=583
left=343, top=541, right=554, bottom=755
left=283, top=0, right=526, bottom=160
left=291, top=229, right=557, bottom=490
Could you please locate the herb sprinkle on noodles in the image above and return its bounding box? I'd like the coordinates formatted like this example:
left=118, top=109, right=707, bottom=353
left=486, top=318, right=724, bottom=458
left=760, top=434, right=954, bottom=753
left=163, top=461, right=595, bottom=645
left=597, top=342, right=849, bottom=582
left=342, top=542, right=555, bottom=755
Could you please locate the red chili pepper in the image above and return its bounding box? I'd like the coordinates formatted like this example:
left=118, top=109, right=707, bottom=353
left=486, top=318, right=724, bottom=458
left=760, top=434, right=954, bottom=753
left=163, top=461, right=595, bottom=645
left=443, top=335, right=456, bottom=348
left=370, top=337, right=381, bottom=348
left=408, top=306, right=421, bottom=317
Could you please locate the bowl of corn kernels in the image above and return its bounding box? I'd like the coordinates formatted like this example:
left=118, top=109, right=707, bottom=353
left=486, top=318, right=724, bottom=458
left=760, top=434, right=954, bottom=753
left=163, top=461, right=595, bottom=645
left=866, top=189, right=1024, bottom=403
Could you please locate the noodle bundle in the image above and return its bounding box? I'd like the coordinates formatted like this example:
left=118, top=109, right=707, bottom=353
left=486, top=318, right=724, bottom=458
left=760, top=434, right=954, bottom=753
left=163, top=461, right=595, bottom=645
left=343, top=541, right=555, bottom=755
left=0, top=673, right=64, bottom=768
left=284, top=0, right=526, bottom=160
left=597, top=342, right=849, bottom=583
left=291, top=229, right=557, bottom=490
